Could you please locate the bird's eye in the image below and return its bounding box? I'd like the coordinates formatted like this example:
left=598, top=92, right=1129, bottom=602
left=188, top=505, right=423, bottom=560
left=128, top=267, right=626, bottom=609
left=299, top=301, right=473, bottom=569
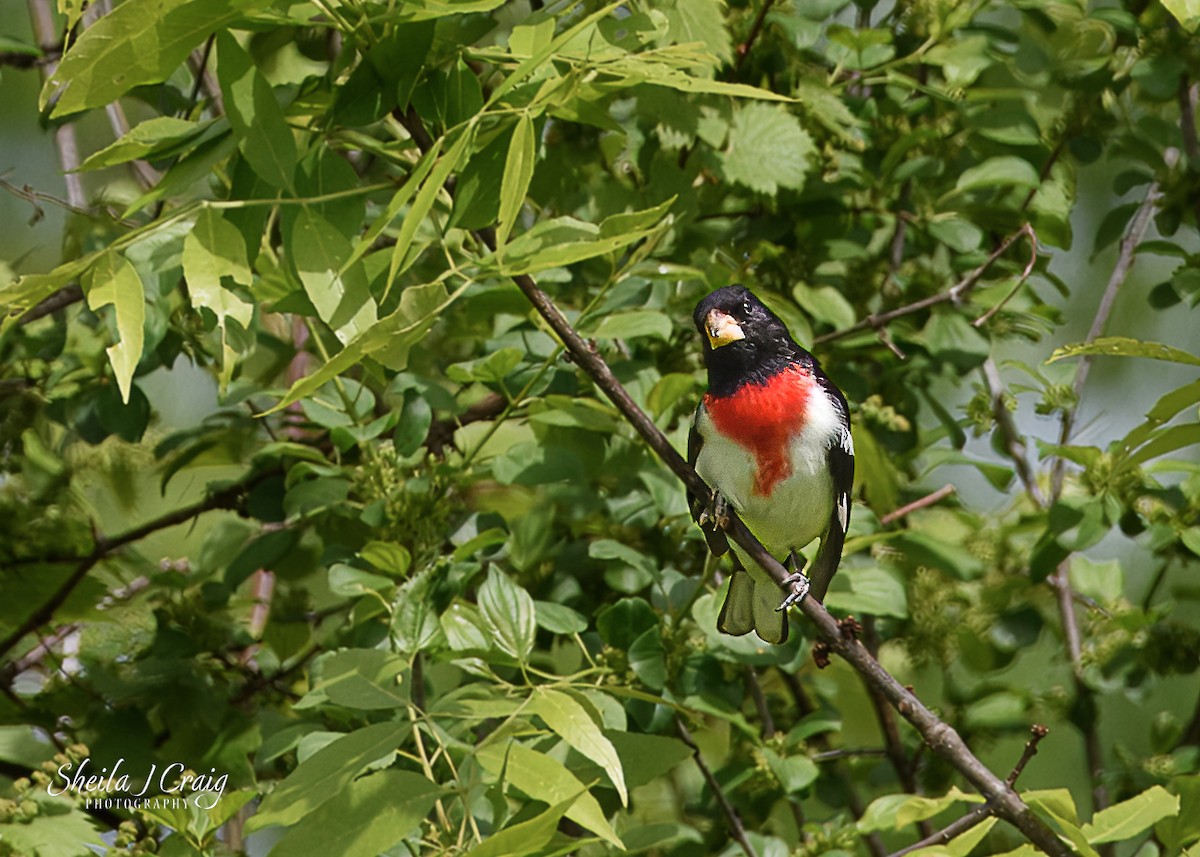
left=742, top=300, right=752, bottom=314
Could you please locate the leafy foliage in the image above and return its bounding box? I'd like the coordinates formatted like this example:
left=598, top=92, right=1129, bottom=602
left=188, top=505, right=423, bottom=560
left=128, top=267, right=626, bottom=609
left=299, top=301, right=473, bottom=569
left=2, top=0, right=1200, bottom=855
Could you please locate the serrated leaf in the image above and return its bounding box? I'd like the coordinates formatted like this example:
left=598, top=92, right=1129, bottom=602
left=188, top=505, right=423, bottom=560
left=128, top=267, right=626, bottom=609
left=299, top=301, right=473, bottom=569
left=475, top=742, right=623, bottom=847
left=723, top=103, right=814, bottom=194
left=496, top=112, right=536, bottom=248
left=1048, top=336, right=1200, bottom=367
left=662, top=0, right=732, bottom=64
left=529, top=687, right=628, bottom=805
left=85, top=251, right=145, bottom=404
left=44, top=0, right=269, bottom=117
left=216, top=31, right=296, bottom=192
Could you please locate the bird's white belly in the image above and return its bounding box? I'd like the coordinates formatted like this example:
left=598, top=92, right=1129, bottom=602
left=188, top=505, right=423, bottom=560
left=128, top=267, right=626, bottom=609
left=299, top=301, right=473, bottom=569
left=695, top=410, right=833, bottom=558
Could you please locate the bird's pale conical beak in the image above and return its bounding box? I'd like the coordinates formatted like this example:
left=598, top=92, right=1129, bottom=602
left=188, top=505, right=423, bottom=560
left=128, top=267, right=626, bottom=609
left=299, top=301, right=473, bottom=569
left=705, top=309, right=745, bottom=349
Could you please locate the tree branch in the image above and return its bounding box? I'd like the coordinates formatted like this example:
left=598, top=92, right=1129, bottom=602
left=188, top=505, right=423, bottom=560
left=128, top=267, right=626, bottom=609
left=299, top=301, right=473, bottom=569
left=389, top=108, right=1073, bottom=857
left=879, top=485, right=955, bottom=526
left=0, top=469, right=276, bottom=664
left=814, top=224, right=1035, bottom=347
left=27, top=0, right=86, bottom=208
left=676, top=716, right=759, bottom=857
left=887, top=725, right=1049, bottom=857
left=734, top=0, right=776, bottom=71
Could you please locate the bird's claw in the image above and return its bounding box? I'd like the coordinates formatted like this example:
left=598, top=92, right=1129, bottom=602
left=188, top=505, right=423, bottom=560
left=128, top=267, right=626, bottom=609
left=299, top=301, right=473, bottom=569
left=776, top=572, right=810, bottom=612
left=698, top=491, right=733, bottom=532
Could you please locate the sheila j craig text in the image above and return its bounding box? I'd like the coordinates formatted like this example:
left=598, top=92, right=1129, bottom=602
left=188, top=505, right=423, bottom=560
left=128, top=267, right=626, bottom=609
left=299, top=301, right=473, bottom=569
left=48, top=757, right=228, bottom=810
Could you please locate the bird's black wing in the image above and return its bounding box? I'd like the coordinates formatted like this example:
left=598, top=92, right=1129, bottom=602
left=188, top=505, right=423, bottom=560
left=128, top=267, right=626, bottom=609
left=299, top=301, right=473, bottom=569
left=688, top=408, right=729, bottom=557
left=806, top=379, right=854, bottom=602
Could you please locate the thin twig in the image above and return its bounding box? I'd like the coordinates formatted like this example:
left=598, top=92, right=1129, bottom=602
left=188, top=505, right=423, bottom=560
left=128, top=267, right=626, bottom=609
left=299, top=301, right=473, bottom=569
left=812, top=747, right=889, bottom=762
left=887, top=725, right=1049, bottom=857
left=744, top=667, right=776, bottom=738
left=1050, top=179, right=1163, bottom=497
left=879, top=485, right=955, bottom=526
left=815, top=225, right=1034, bottom=346
left=783, top=672, right=887, bottom=857
left=973, top=229, right=1038, bottom=327
left=391, top=108, right=1074, bottom=857
left=735, top=0, right=776, bottom=71
left=981, top=357, right=1045, bottom=506
left=676, top=717, right=759, bottom=857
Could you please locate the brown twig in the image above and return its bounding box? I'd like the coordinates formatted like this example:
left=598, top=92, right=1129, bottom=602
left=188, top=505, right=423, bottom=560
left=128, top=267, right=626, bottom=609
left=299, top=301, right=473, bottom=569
left=981, top=357, right=1045, bottom=506
left=812, top=747, right=889, bottom=762
left=973, top=229, right=1038, bottom=327
left=782, top=672, right=887, bottom=857
left=744, top=666, right=776, bottom=738
left=815, top=225, right=1034, bottom=346
left=389, top=107, right=1074, bottom=857
left=676, top=717, right=759, bottom=857
left=879, top=485, right=955, bottom=526
left=735, top=0, right=776, bottom=71
left=887, top=725, right=1049, bottom=857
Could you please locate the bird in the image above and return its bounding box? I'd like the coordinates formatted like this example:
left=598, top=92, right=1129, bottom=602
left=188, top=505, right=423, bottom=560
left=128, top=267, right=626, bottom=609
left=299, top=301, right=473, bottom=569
left=688, top=285, right=854, bottom=644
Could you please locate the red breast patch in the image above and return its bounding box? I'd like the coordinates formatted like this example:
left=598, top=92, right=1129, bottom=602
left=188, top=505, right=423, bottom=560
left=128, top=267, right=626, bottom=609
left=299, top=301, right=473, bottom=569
left=704, top=366, right=813, bottom=496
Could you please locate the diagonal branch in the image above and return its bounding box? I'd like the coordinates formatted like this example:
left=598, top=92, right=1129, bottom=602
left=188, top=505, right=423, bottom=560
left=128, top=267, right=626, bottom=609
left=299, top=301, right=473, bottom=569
left=815, top=224, right=1035, bottom=347
left=0, top=469, right=276, bottom=664
left=390, top=108, right=1073, bottom=857
left=677, top=716, right=759, bottom=857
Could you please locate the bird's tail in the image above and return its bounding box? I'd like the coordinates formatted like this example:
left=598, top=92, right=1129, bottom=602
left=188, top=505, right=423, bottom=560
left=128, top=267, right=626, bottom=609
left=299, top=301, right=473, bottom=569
left=717, top=567, right=788, bottom=644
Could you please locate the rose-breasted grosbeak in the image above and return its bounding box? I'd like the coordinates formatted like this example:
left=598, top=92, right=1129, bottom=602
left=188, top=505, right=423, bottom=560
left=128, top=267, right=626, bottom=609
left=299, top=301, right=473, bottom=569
left=689, top=285, right=854, bottom=644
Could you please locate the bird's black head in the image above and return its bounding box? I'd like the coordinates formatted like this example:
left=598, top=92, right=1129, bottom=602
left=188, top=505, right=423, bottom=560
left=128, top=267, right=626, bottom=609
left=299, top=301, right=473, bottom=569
left=694, top=285, right=806, bottom=395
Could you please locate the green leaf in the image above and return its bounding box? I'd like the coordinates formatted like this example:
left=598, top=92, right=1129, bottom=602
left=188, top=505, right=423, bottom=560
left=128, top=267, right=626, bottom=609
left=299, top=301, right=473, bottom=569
left=290, top=208, right=377, bottom=342
left=475, top=741, right=623, bottom=847
left=1156, top=776, right=1200, bottom=850
left=763, top=748, right=818, bottom=794
left=183, top=208, right=254, bottom=391
left=1048, top=336, right=1200, bottom=367
left=298, top=649, right=407, bottom=711
left=477, top=567, right=536, bottom=663
left=490, top=198, right=674, bottom=276
left=534, top=601, right=588, bottom=635
left=84, top=251, right=145, bottom=404
left=266, top=770, right=440, bottom=857
left=589, top=309, right=672, bottom=341
left=247, top=721, right=406, bottom=831
left=386, top=123, right=476, bottom=299
left=793, top=282, right=856, bottom=329
left=722, top=103, right=814, bottom=194
left=266, top=281, right=466, bottom=412
left=0, top=802, right=106, bottom=857
left=825, top=567, right=909, bottom=618
left=394, top=0, right=507, bottom=21
left=662, top=0, right=732, bottom=64
left=528, top=687, right=628, bottom=805
left=954, top=156, right=1039, bottom=194
left=1162, top=0, right=1200, bottom=31
left=1127, top=424, right=1200, bottom=466
left=44, top=0, right=268, bottom=117
left=1081, top=785, right=1179, bottom=844
left=496, top=112, right=536, bottom=248
left=216, top=31, right=297, bottom=192
left=79, top=116, right=218, bottom=170
left=460, top=790, right=582, bottom=857
left=607, top=731, right=692, bottom=789
left=1068, top=556, right=1123, bottom=604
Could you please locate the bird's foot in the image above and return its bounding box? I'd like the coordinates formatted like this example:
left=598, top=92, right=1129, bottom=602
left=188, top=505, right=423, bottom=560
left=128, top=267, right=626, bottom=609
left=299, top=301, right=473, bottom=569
left=776, top=549, right=810, bottom=612
left=777, top=572, right=810, bottom=612
left=698, top=491, right=733, bottom=532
